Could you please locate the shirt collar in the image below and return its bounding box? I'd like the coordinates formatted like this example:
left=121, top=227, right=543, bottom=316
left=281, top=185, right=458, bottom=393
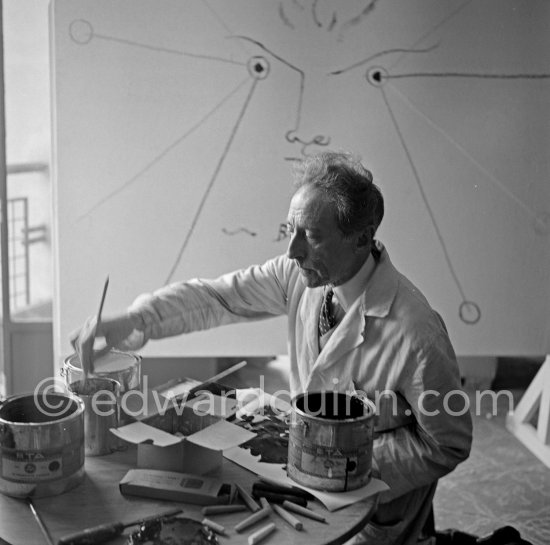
left=333, top=253, right=376, bottom=312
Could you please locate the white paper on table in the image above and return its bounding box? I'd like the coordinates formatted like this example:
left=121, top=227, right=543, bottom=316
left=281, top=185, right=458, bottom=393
left=186, top=420, right=256, bottom=451
left=223, top=445, right=388, bottom=512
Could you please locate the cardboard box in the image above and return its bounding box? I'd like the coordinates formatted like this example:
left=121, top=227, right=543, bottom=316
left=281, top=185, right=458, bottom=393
left=111, top=419, right=254, bottom=474
left=110, top=382, right=255, bottom=475
left=120, top=468, right=232, bottom=505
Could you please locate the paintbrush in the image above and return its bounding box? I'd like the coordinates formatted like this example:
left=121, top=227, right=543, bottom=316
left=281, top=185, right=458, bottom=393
left=80, top=276, right=109, bottom=389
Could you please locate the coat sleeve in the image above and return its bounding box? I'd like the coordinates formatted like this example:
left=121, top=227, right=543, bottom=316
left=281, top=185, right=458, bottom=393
left=120, top=255, right=297, bottom=350
left=372, top=332, right=473, bottom=502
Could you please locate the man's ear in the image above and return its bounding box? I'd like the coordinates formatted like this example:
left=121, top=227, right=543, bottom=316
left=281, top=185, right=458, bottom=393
left=356, top=226, right=375, bottom=250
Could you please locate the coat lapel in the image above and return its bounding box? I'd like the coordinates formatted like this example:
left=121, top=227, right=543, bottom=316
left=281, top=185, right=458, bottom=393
left=308, top=297, right=367, bottom=384
left=305, top=247, right=401, bottom=390
left=298, top=286, right=323, bottom=369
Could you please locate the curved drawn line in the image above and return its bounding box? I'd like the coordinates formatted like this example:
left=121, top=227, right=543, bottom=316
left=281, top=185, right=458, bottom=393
left=78, top=76, right=250, bottom=220
left=229, top=36, right=302, bottom=74
left=230, top=36, right=305, bottom=141
left=328, top=11, right=338, bottom=32
left=338, top=0, right=379, bottom=37
left=93, top=32, right=245, bottom=66
left=222, top=227, right=257, bottom=237
left=391, top=0, right=473, bottom=69
left=279, top=2, right=295, bottom=29
left=312, top=0, right=322, bottom=27
left=386, top=82, right=541, bottom=221
left=165, top=78, right=260, bottom=283
left=380, top=86, right=467, bottom=302
left=384, top=72, right=550, bottom=80
left=203, top=0, right=251, bottom=56
left=329, top=43, right=439, bottom=76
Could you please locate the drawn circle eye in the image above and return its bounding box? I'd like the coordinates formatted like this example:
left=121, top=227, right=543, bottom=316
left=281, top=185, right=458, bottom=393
left=247, top=56, right=270, bottom=80
left=366, top=66, right=388, bottom=87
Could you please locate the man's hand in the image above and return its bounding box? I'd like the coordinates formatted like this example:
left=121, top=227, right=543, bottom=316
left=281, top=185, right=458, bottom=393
left=69, top=313, right=136, bottom=375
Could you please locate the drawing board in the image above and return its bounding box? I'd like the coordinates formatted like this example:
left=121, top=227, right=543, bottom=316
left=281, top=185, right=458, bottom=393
left=51, top=0, right=550, bottom=360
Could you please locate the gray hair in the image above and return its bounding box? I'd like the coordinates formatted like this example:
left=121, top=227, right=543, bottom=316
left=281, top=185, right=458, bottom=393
left=293, top=151, right=384, bottom=237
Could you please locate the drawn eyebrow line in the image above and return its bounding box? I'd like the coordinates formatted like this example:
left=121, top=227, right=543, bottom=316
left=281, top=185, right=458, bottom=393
left=328, top=43, right=439, bottom=76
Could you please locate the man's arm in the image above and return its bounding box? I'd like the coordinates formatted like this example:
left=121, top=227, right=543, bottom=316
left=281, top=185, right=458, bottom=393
left=373, top=335, right=473, bottom=502
left=71, top=255, right=298, bottom=371
left=124, top=255, right=297, bottom=345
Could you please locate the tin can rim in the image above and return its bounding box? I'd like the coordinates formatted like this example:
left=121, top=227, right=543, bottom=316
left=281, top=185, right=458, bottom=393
left=0, top=391, right=85, bottom=427
left=291, top=391, right=376, bottom=423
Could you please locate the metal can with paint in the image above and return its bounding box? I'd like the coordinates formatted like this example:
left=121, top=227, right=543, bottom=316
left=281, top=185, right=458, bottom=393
left=287, top=391, right=375, bottom=492
left=0, top=391, right=85, bottom=498
left=69, top=377, right=120, bottom=456
left=62, top=350, right=141, bottom=393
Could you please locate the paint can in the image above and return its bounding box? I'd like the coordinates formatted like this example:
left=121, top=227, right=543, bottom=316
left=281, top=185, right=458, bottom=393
left=62, top=349, right=141, bottom=392
left=287, top=391, right=376, bottom=492
left=69, top=377, right=120, bottom=456
left=0, top=391, right=85, bottom=498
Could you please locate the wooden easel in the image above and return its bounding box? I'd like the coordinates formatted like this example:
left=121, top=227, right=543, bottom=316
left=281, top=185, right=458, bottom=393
left=505, top=355, right=550, bottom=468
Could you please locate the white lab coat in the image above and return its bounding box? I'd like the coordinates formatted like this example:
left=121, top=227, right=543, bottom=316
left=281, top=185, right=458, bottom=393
left=126, top=243, right=472, bottom=544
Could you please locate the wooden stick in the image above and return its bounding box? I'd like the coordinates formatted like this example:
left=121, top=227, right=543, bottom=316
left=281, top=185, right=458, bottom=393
left=281, top=500, right=327, bottom=523
left=234, top=507, right=271, bottom=533
left=202, top=504, right=248, bottom=516
left=258, top=497, right=271, bottom=510
left=247, top=522, right=276, bottom=545
left=201, top=518, right=227, bottom=535
left=235, top=483, right=260, bottom=512
left=271, top=503, right=303, bottom=531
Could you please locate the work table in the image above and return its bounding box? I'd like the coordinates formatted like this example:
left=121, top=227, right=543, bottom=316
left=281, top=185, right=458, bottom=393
left=0, top=446, right=378, bottom=545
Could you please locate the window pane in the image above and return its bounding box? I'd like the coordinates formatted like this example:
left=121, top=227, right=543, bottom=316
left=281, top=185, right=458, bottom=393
left=3, top=0, right=52, bottom=322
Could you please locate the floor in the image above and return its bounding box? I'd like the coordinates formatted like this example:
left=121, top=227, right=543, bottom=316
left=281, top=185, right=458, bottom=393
left=434, top=387, right=550, bottom=545
left=227, top=357, right=550, bottom=545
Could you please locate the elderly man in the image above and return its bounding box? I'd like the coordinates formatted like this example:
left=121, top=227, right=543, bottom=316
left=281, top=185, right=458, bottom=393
left=72, top=151, right=472, bottom=545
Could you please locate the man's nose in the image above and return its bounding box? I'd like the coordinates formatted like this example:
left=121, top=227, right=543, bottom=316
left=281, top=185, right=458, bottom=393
left=287, top=232, right=305, bottom=262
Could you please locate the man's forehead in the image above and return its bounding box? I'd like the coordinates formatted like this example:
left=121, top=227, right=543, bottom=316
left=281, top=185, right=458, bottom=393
left=289, top=186, right=335, bottom=225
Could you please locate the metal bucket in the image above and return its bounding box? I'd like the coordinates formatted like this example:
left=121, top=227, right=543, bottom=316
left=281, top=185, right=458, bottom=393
left=0, top=391, right=85, bottom=498
left=63, top=349, right=141, bottom=392
left=287, top=391, right=375, bottom=492
left=69, top=377, right=120, bottom=456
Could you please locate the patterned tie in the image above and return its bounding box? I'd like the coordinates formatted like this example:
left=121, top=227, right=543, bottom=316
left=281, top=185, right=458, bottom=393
left=319, top=288, right=337, bottom=337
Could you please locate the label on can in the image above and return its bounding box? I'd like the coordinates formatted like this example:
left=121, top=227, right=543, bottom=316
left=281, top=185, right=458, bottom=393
left=0, top=445, right=83, bottom=483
